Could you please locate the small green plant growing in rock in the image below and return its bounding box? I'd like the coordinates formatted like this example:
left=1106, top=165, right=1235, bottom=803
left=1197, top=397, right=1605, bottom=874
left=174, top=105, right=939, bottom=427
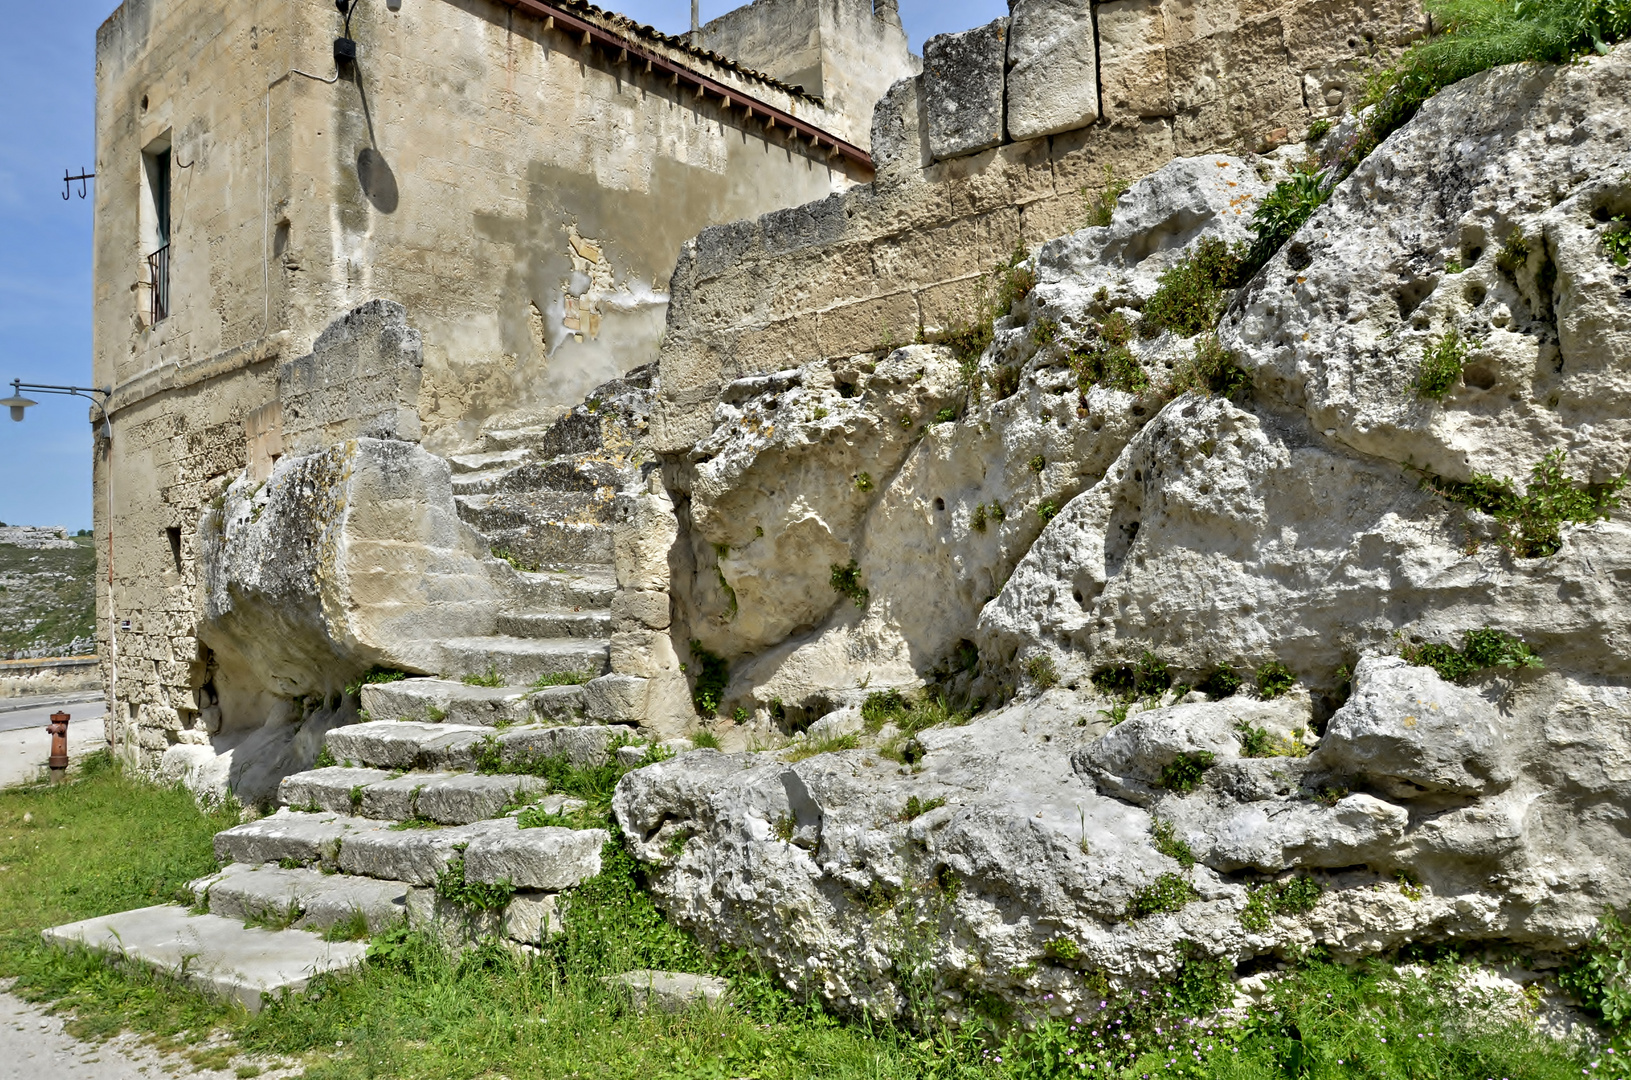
left=691, top=730, right=721, bottom=750
left=1172, top=332, right=1252, bottom=399
left=1256, top=660, right=1296, bottom=700
left=933, top=406, right=958, bottom=424
left=1416, top=448, right=1626, bottom=558
left=434, top=849, right=515, bottom=913
left=812, top=406, right=829, bottom=420
left=1235, top=721, right=1276, bottom=758
left=829, top=559, right=869, bottom=608
left=854, top=472, right=874, bottom=493
left=1028, top=454, right=1046, bottom=473
left=492, top=547, right=540, bottom=573
left=732, top=705, right=750, bottom=724
left=344, top=667, right=408, bottom=698
left=1070, top=312, right=1148, bottom=394
left=1031, top=319, right=1059, bottom=346
left=988, top=365, right=1022, bottom=399
left=1151, top=819, right=1196, bottom=869
left=1142, top=237, right=1246, bottom=339
left=1025, top=654, right=1060, bottom=691
left=314, top=745, right=337, bottom=769
left=1412, top=327, right=1469, bottom=401
left=1445, top=256, right=1465, bottom=274
left=971, top=503, right=988, bottom=533
left=1560, top=908, right=1631, bottom=1029
left=989, top=502, right=1006, bottom=523
left=1399, top=626, right=1543, bottom=683
left=532, top=670, right=592, bottom=689
left=1043, top=936, right=1081, bottom=961
left=321, top=909, right=372, bottom=943
left=1086, top=164, right=1131, bottom=228
left=1125, top=871, right=1199, bottom=920
left=1097, top=701, right=1131, bottom=726
left=462, top=667, right=504, bottom=688
left=1603, top=215, right=1631, bottom=267
left=1036, top=500, right=1060, bottom=524
left=1158, top=751, right=1216, bottom=793
left=772, top=814, right=795, bottom=843
left=1306, top=117, right=1333, bottom=141
left=687, top=640, right=729, bottom=715
left=349, top=785, right=366, bottom=814
left=1241, top=166, right=1330, bottom=278
left=1198, top=667, right=1241, bottom=699
left=1241, top=875, right=1324, bottom=932
left=902, top=795, right=947, bottom=821
left=425, top=705, right=448, bottom=723
left=1497, top=227, right=1531, bottom=273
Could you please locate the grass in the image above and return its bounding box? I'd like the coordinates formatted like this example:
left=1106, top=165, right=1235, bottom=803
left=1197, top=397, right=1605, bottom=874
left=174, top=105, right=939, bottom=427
left=1172, top=332, right=1253, bottom=400
left=829, top=559, right=869, bottom=608
left=1070, top=312, right=1149, bottom=395
left=531, top=670, right=594, bottom=690
left=1086, top=164, right=1131, bottom=228
left=0, top=756, right=1624, bottom=1079
left=1416, top=448, right=1626, bottom=558
left=461, top=667, right=504, bottom=688
left=1141, top=237, right=1245, bottom=339
left=783, top=733, right=860, bottom=762
left=0, top=534, right=96, bottom=658
left=1158, top=751, right=1216, bottom=793
left=1240, top=876, right=1324, bottom=932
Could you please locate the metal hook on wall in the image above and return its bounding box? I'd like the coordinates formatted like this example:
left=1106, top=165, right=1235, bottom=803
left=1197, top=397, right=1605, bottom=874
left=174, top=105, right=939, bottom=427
left=62, top=169, right=95, bottom=201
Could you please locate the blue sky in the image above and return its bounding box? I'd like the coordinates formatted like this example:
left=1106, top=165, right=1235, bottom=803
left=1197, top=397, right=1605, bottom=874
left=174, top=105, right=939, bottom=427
left=0, top=0, right=1003, bottom=531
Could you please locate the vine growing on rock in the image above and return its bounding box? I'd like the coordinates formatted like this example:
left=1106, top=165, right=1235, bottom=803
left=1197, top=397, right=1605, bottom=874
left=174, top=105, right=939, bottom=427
left=1415, top=448, right=1626, bottom=557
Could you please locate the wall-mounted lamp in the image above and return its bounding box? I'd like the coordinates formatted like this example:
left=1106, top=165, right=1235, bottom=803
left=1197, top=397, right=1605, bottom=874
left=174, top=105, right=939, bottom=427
left=2, top=379, right=112, bottom=440
left=336, top=0, right=361, bottom=65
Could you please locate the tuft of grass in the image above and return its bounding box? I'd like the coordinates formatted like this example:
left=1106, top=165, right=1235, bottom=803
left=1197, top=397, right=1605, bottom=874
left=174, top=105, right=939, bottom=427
left=321, top=909, right=374, bottom=943
left=1256, top=660, right=1297, bottom=700
left=854, top=472, right=874, bottom=493
left=1416, top=448, right=1626, bottom=558
left=783, top=733, right=860, bottom=762
left=1172, top=331, right=1252, bottom=399
left=1024, top=654, right=1060, bottom=691
left=1198, top=667, right=1241, bottom=699
left=531, top=670, right=594, bottom=690
left=461, top=667, right=504, bottom=689
left=902, top=795, right=947, bottom=821
left=1413, top=327, right=1470, bottom=401
left=1141, top=237, right=1246, bottom=339
left=829, top=560, right=869, bottom=609
left=860, top=689, right=968, bottom=737
left=1400, top=625, right=1544, bottom=683
left=691, top=730, right=722, bottom=750
left=1158, top=751, right=1216, bottom=793
left=1086, top=164, right=1131, bottom=228
left=344, top=667, right=408, bottom=698
left=1306, top=116, right=1333, bottom=141
left=1124, top=871, right=1199, bottom=920
left=1036, top=500, right=1060, bottom=524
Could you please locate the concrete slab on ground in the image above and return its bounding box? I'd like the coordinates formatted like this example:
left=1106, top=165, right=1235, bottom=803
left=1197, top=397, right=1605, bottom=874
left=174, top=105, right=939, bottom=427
left=43, top=905, right=368, bottom=1012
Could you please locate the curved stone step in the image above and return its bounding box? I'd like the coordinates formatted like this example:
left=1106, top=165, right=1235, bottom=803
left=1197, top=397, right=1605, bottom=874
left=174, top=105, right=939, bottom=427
left=459, top=513, right=616, bottom=568
left=497, top=609, right=614, bottom=639
left=192, top=862, right=409, bottom=933
left=447, top=448, right=529, bottom=475
left=361, top=677, right=586, bottom=726
left=434, top=635, right=609, bottom=686
left=325, top=720, right=636, bottom=772
left=505, top=566, right=617, bottom=610
left=279, top=766, right=548, bottom=825
left=214, top=809, right=394, bottom=869
left=339, top=816, right=607, bottom=889
left=44, top=905, right=368, bottom=1013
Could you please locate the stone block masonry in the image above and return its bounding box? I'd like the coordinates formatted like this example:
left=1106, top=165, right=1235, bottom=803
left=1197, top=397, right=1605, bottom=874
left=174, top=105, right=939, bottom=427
left=654, top=0, right=1427, bottom=454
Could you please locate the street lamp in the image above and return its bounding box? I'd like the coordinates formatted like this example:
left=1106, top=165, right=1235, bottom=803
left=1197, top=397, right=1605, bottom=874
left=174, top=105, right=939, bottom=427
left=2, top=379, right=111, bottom=439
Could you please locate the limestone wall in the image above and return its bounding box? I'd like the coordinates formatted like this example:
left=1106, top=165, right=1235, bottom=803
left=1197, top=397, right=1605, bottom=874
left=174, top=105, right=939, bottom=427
left=90, top=0, right=899, bottom=766
left=654, top=0, right=1427, bottom=453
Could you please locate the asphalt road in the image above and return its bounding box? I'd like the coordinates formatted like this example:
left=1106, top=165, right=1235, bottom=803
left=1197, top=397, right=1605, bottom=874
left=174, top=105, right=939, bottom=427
left=0, top=693, right=105, bottom=735
left=0, top=694, right=108, bottom=789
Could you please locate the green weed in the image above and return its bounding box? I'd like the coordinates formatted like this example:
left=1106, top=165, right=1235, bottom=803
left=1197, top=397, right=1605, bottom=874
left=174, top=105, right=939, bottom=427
left=1172, top=331, right=1252, bottom=399
left=1159, top=751, right=1217, bottom=793
left=1605, top=216, right=1631, bottom=267
left=692, top=730, right=722, bottom=750
left=783, top=733, right=860, bottom=762
left=687, top=640, right=729, bottom=716
left=1417, top=448, right=1626, bottom=557
left=1561, top=908, right=1631, bottom=1029
left=902, top=795, right=947, bottom=821
left=1240, top=876, right=1325, bottom=932
left=1199, top=666, right=1242, bottom=699
left=1413, top=327, right=1470, bottom=400
left=321, top=909, right=375, bottom=943
left=343, top=667, right=408, bottom=698
left=1256, top=660, right=1297, bottom=700
left=829, top=559, right=869, bottom=608
left=434, top=849, right=515, bottom=913
left=1142, top=237, right=1246, bottom=339
left=1125, top=871, right=1199, bottom=919
left=1151, top=819, right=1197, bottom=869
left=1399, top=625, right=1544, bottom=683
left=1087, top=164, right=1131, bottom=228
left=1241, top=166, right=1330, bottom=278
left=1070, top=311, right=1149, bottom=394
left=461, top=667, right=503, bottom=688
left=854, top=472, right=874, bottom=493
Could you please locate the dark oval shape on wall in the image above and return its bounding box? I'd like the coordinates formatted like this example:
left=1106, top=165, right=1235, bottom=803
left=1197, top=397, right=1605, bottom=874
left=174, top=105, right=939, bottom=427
left=356, top=148, right=399, bottom=213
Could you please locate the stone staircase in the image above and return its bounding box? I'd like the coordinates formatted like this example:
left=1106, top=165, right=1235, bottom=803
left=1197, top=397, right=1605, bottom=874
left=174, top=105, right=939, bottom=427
left=46, top=714, right=651, bottom=1010
left=43, top=367, right=674, bottom=1009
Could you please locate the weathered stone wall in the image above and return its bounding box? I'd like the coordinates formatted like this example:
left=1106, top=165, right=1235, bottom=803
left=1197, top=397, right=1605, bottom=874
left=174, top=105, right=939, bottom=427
left=654, top=0, right=1427, bottom=454
left=702, top=0, right=921, bottom=149
left=91, top=0, right=902, bottom=766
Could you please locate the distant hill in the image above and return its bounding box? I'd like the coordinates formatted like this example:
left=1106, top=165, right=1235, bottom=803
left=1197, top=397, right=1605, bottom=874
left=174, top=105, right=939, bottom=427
left=0, top=533, right=97, bottom=659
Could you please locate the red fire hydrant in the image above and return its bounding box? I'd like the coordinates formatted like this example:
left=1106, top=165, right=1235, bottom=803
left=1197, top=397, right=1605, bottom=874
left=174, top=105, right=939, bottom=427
left=46, top=711, right=70, bottom=783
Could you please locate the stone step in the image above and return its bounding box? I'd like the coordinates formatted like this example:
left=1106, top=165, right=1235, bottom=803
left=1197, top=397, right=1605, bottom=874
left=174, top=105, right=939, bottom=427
left=452, top=458, right=623, bottom=499
left=497, top=609, right=614, bottom=639
left=340, top=816, right=609, bottom=888
left=361, top=677, right=586, bottom=726
left=192, top=862, right=410, bottom=933
left=324, top=720, right=636, bottom=772
left=457, top=500, right=616, bottom=567
left=447, top=448, right=530, bottom=475
left=435, top=634, right=610, bottom=686
left=507, top=566, right=618, bottom=609
left=214, top=809, right=395, bottom=870
left=481, top=412, right=601, bottom=457
left=44, top=905, right=368, bottom=1012
left=279, top=767, right=550, bottom=824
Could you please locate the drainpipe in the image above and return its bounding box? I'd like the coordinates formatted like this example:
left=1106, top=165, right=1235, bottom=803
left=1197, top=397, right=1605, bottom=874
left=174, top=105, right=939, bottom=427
left=691, top=0, right=700, bottom=44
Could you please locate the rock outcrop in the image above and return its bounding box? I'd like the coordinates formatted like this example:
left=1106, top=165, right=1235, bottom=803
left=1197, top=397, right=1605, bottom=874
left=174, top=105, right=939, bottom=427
left=618, top=44, right=1631, bottom=1016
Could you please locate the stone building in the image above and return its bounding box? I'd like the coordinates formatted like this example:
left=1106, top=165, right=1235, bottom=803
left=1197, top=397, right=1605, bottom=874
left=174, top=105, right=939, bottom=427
left=90, top=0, right=914, bottom=786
